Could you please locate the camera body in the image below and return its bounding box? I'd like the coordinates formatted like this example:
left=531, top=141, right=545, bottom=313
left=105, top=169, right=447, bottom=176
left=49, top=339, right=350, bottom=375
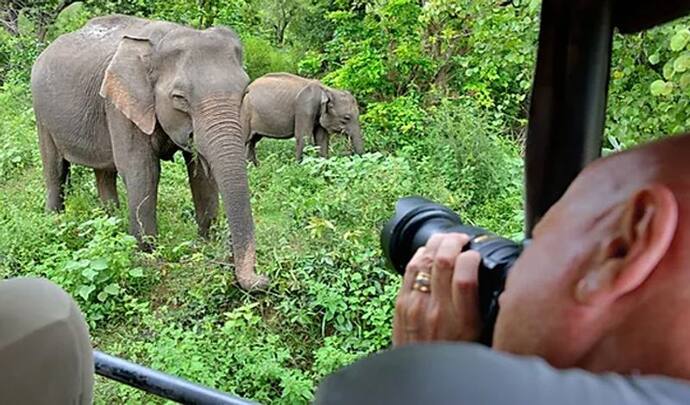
left=381, top=197, right=523, bottom=344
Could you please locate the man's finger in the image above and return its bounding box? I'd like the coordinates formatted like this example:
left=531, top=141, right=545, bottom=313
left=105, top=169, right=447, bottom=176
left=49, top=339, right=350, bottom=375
left=431, top=234, right=470, bottom=304
left=396, top=247, right=430, bottom=346
left=404, top=292, right=429, bottom=343
left=403, top=247, right=429, bottom=291
left=424, top=233, right=448, bottom=262
left=393, top=295, right=407, bottom=346
left=451, top=250, right=481, bottom=339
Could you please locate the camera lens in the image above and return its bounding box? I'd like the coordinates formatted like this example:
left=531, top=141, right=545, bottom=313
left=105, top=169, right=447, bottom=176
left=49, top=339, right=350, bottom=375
left=381, top=196, right=523, bottom=345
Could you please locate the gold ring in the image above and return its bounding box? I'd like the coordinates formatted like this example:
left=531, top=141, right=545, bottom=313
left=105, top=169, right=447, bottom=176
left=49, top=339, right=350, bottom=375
left=412, top=271, right=431, bottom=293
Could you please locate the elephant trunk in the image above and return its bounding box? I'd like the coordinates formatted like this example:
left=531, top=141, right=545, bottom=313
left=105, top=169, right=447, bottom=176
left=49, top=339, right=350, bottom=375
left=194, top=95, right=268, bottom=290
left=350, top=123, right=364, bottom=155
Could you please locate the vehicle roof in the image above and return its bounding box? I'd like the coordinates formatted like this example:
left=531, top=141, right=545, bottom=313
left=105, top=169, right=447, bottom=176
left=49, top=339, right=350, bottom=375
left=615, top=0, right=690, bottom=33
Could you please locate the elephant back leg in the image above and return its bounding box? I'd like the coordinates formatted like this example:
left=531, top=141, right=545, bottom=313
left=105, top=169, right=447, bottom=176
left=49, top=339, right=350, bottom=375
left=94, top=169, right=119, bottom=209
left=247, top=134, right=262, bottom=166
left=37, top=123, right=71, bottom=212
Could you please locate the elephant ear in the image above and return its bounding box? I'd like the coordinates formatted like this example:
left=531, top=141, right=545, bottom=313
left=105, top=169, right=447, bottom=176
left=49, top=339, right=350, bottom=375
left=319, top=88, right=334, bottom=117
left=99, top=35, right=156, bottom=135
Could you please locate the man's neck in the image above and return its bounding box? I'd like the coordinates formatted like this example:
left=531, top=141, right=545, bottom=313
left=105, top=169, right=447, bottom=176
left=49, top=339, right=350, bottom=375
left=578, top=304, right=690, bottom=381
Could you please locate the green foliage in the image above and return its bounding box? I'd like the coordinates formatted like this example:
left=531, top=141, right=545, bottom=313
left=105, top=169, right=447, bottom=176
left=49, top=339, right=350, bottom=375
left=606, top=17, right=690, bottom=146
left=242, top=35, right=300, bottom=79
left=46, top=3, right=92, bottom=41
left=361, top=95, right=427, bottom=152
left=34, top=214, right=154, bottom=327
left=0, top=82, right=37, bottom=179
left=651, top=24, right=690, bottom=98
left=0, top=31, right=42, bottom=84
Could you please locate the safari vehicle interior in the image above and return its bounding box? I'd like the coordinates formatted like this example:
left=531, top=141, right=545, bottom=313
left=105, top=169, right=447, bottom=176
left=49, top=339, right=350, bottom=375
left=93, top=0, right=690, bottom=403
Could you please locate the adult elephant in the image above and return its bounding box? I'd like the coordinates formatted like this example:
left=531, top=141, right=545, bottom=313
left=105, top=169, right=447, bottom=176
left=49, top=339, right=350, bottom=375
left=241, top=73, right=364, bottom=165
left=31, top=14, right=268, bottom=290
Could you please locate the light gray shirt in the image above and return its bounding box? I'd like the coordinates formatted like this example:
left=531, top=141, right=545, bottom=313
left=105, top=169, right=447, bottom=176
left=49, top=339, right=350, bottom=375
left=314, top=343, right=690, bottom=404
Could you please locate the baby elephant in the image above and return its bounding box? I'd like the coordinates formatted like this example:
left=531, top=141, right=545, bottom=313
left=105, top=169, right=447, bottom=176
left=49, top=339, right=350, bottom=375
left=241, top=73, right=364, bottom=165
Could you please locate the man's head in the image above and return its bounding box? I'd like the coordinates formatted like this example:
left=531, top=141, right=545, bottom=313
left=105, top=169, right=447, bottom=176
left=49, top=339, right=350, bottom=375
left=494, top=133, right=690, bottom=378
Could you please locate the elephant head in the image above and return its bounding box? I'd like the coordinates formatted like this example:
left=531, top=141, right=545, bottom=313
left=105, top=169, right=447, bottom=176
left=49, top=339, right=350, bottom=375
left=99, top=24, right=267, bottom=290
left=319, top=88, right=364, bottom=155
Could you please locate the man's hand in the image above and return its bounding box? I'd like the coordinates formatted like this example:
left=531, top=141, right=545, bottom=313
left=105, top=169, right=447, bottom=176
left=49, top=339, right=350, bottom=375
left=393, top=233, right=483, bottom=347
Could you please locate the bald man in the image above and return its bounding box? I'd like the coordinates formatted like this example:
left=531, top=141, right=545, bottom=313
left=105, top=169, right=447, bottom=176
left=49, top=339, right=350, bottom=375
left=315, top=134, right=690, bottom=404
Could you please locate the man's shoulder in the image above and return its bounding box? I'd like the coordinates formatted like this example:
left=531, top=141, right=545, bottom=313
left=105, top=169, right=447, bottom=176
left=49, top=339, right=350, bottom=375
left=314, top=343, right=690, bottom=405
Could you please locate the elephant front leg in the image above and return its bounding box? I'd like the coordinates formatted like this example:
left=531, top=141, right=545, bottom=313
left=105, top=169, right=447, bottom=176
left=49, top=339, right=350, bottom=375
left=184, top=151, right=219, bottom=239
left=119, top=160, right=160, bottom=252
left=109, top=109, right=161, bottom=251
left=314, top=127, right=329, bottom=158
left=294, top=114, right=316, bottom=163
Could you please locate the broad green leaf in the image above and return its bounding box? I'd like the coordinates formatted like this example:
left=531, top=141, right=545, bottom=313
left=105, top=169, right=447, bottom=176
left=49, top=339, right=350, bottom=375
left=81, top=268, right=97, bottom=281
left=662, top=81, right=675, bottom=96
left=104, top=283, right=121, bottom=295
left=674, top=52, right=690, bottom=73
left=648, top=53, right=660, bottom=65
left=650, top=79, right=668, bottom=96
left=91, top=258, right=108, bottom=271
left=663, top=61, right=675, bottom=80
left=64, top=260, right=80, bottom=271
left=97, top=291, right=108, bottom=302
left=128, top=268, right=144, bottom=278
left=65, top=259, right=90, bottom=271
left=77, top=285, right=95, bottom=301
left=680, top=73, right=690, bottom=90
left=670, top=29, right=690, bottom=52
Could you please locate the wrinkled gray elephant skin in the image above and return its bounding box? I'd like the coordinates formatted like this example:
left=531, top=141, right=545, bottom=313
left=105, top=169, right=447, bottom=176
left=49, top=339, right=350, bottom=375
left=241, top=72, right=364, bottom=165
left=31, top=14, right=268, bottom=290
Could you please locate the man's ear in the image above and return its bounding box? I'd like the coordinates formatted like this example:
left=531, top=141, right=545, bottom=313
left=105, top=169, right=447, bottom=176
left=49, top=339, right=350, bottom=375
left=574, top=184, right=678, bottom=305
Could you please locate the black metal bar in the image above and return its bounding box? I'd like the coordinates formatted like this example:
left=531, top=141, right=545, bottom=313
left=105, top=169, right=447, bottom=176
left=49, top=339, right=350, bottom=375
left=614, top=0, right=690, bottom=34
left=524, top=0, right=613, bottom=236
left=94, top=350, right=256, bottom=405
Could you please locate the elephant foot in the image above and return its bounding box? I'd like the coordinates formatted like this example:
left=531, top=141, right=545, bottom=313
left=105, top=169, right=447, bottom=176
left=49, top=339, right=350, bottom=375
left=236, top=272, right=270, bottom=291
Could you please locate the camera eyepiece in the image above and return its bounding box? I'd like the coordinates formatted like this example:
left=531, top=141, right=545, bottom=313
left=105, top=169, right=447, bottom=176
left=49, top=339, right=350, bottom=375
left=381, top=196, right=524, bottom=345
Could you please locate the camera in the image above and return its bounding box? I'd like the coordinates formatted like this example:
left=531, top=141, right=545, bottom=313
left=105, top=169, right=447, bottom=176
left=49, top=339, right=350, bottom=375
left=381, top=196, right=524, bottom=345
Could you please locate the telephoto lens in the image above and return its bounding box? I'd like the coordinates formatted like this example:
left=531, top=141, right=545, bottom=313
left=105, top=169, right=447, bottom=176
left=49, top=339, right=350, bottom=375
left=381, top=196, right=524, bottom=345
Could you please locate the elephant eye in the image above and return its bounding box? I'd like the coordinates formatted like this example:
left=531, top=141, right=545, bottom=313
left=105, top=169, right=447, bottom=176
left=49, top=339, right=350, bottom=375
left=171, top=93, right=190, bottom=111
left=344, top=114, right=352, bottom=121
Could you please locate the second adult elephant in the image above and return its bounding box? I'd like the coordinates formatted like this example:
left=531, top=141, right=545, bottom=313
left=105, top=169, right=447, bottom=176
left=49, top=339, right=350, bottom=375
left=241, top=73, right=364, bottom=165
left=31, top=15, right=268, bottom=290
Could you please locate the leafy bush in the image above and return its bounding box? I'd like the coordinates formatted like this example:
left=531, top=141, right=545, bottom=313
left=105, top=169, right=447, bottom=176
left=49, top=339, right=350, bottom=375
left=1, top=206, right=155, bottom=327
left=0, top=32, right=42, bottom=84
left=46, top=3, right=92, bottom=41
left=36, top=214, right=154, bottom=327
left=0, top=82, right=37, bottom=180
left=242, top=35, right=300, bottom=80
left=606, top=17, right=690, bottom=146
left=361, top=94, right=427, bottom=152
